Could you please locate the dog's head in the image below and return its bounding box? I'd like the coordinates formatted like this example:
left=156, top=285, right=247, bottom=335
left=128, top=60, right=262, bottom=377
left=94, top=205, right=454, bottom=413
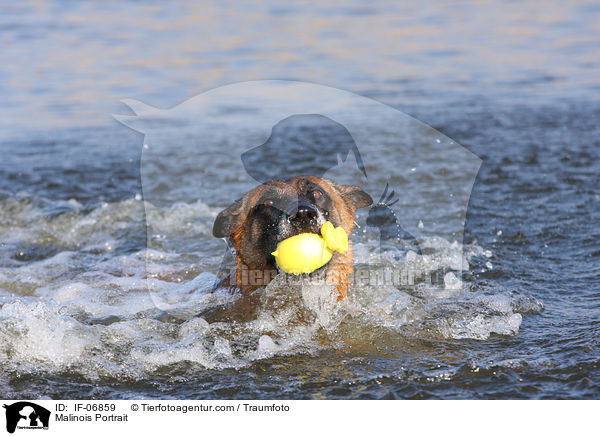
left=213, top=176, right=372, bottom=269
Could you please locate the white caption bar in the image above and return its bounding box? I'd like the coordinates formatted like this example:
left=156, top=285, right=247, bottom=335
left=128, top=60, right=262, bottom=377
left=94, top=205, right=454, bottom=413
left=0, top=400, right=595, bottom=435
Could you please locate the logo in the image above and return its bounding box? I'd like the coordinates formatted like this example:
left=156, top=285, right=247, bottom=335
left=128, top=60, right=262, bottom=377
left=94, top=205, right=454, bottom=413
left=115, top=80, right=481, bottom=308
left=3, top=402, right=50, bottom=434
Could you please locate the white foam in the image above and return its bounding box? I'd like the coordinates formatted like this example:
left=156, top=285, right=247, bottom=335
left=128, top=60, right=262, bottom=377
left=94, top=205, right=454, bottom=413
left=444, top=272, right=463, bottom=290
left=0, top=300, right=100, bottom=369
left=0, top=196, right=543, bottom=378
left=440, top=313, right=523, bottom=340
left=256, top=335, right=278, bottom=356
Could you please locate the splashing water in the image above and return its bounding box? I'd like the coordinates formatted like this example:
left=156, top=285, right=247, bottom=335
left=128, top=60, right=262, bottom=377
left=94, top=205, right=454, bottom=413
left=0, top=195, right=542, bottom=392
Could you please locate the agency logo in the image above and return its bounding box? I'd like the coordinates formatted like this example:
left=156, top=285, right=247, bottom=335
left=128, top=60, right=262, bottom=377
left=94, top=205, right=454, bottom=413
left=115, top=80, right=481, bottom=309
left=3, top=402, right=50, bottom=434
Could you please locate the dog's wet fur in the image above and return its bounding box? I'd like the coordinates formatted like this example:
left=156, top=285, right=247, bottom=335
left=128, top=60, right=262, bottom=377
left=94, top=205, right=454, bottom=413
left=205, top=175, right=372, bottom=321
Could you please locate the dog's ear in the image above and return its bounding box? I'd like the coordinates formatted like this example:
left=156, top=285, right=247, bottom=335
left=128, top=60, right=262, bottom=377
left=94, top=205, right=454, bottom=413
left=213, top=196, right=248, bottom=238
left=335, top=184, right=373, bottom=210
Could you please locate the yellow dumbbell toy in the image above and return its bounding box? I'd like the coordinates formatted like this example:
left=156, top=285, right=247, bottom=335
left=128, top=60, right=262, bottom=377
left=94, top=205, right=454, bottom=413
left=271, top=221, right=348, bottom=275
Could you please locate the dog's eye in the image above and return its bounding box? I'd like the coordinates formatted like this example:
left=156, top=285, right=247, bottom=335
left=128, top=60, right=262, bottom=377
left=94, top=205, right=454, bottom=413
left=310, top=190, right=323, bottom=200
left=263, top=200, right=274, bottom=207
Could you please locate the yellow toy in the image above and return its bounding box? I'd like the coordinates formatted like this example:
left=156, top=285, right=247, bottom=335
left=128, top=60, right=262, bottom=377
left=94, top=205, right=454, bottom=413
left=271, top=221, right=348, bottom=275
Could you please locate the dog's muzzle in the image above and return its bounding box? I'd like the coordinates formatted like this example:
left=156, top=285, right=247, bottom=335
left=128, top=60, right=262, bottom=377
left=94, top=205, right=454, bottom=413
left=285, top=202, right=318, bottom=221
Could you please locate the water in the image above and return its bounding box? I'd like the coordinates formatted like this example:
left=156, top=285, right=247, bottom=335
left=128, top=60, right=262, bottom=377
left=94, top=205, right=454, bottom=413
left=0, top=0, right=599, bottom=399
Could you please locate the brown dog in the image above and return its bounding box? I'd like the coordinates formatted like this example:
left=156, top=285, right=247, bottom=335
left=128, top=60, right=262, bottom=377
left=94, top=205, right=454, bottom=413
left=213, top=175, right=372, bottom=303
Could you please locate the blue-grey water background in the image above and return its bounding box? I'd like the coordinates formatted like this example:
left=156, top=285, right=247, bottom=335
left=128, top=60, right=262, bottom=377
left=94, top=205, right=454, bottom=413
left=0, top=0, right=599, bottom=399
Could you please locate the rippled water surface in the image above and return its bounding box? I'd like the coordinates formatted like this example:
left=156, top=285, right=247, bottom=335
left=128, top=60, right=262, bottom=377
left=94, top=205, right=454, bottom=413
left=0, top=0, right=599, bottom=399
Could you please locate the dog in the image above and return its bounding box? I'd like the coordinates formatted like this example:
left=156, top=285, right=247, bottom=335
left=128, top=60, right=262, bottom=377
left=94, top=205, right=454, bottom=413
left=210, top=175, right=372, bottom=319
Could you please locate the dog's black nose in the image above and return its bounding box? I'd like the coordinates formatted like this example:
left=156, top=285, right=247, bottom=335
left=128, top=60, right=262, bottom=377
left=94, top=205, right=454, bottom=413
left=286, top=202, right=318, bottom=220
